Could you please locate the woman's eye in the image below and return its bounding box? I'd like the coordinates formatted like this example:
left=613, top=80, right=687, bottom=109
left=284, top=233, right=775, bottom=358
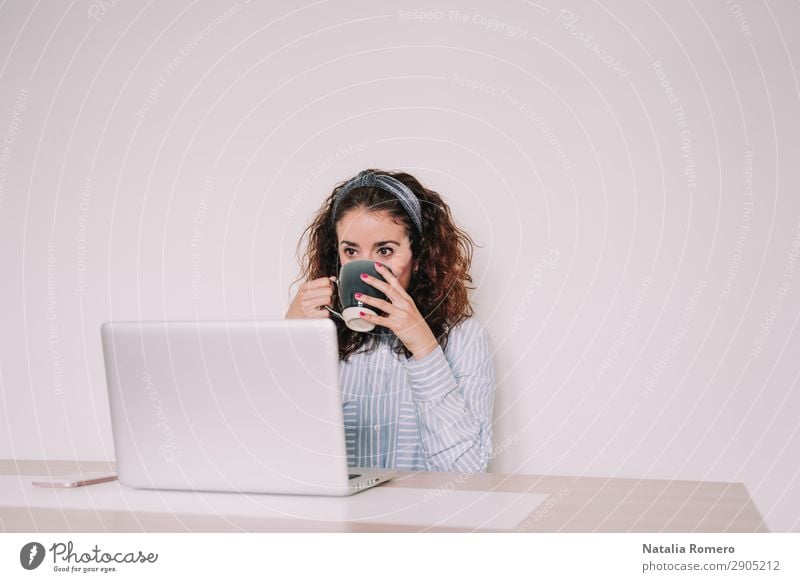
left=379, top=247, right=393, bottom=256
left=344, top=248, right=356, bottom=256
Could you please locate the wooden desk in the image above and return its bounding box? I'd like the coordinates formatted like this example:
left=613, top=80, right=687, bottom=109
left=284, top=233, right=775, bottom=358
left=0, top=460, right=767, bottom=532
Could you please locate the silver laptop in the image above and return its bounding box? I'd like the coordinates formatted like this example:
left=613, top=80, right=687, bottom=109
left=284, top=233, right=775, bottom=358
left=101, top=319, right=396, bottom=496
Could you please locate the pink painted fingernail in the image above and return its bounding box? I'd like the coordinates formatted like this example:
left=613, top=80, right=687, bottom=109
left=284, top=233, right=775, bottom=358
left=359, top=311, right=366, bottom=316
left=355, top=292, right=362, bottom=298
left=360, top=273, right=367, bottom=278
left=375, top=262, right=382, bottom=268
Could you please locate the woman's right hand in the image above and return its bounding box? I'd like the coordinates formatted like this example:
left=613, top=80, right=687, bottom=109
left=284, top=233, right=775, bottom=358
left=285, top=276, right=337, bottom=319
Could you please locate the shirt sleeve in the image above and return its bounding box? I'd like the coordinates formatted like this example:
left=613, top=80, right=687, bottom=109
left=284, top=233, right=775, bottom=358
left=402, top=319, right=496, bottom=472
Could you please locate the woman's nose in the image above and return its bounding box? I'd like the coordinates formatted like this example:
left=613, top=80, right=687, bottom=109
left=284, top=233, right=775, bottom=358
left=367, top=254, right=391, bottom=267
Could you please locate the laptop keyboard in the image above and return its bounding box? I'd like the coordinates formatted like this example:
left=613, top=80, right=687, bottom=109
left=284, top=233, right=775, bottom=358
left=348, top=473, right=361, bottom=480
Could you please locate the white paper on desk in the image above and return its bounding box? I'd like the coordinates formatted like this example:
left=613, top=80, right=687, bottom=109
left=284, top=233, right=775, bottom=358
left=5, top=475, right=549, bottom=530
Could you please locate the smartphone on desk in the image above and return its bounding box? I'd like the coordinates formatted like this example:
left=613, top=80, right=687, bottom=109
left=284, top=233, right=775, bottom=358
left=32, top=472, right=117, bottom=488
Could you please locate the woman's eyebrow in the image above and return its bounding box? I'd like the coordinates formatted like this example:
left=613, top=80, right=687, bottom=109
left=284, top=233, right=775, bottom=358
left=340, top=240, right=400, bottom=247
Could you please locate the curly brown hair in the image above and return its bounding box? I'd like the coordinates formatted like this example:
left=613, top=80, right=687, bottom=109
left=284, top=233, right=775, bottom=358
left=290, top=168, right=478, bottom=362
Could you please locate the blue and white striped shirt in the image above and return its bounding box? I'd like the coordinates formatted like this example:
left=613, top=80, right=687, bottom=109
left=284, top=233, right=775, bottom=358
left=339, top=317, right=495, bottom=473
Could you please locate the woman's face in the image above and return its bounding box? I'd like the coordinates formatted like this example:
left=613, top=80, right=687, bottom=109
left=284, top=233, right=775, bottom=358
left=335, top=208, right=415, bottom=290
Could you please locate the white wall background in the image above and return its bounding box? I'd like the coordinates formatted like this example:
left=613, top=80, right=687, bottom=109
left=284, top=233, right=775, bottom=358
left=1, top=0, right=798, bottom=531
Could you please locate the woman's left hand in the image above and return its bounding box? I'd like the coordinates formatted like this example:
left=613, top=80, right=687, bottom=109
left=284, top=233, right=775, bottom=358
left=356, top=262, right=438, bottom=360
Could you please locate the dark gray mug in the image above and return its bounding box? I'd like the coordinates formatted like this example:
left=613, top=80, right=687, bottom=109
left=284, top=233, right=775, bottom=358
left=335, top=259, right=392, bottom=332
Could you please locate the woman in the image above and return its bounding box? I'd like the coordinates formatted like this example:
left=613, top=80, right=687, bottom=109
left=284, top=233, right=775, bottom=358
left=285, top=169, right=495, bottom=472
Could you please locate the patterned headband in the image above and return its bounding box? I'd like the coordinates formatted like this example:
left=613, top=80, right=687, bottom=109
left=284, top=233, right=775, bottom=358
left=330, top=170, right=423, bottom=234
